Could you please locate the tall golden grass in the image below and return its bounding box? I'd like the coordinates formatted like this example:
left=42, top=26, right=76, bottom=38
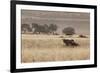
left=21, top=34, right=90, bottom=63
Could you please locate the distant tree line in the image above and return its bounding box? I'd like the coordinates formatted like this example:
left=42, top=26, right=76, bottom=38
left=21, top=23, right=75, bottom=36
left=21, top=23, right=58, bottom=34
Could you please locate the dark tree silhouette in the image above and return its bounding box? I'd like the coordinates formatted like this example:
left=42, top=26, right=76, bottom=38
left=62, top=27, right=75, bottom=36
left=32, top=23, right=39, bottom=28
left=38, top=25, right=45, bottom=34
left=25, top=23, right=58, bottom=34
left=49, top=24, right=57, bottom=34
left=21, top=24, right=31, bottom=33
left=31, top=23, right=40, bottom=34
left=42, top=24, right=49, bottom=34
left=37, top=24, right=49, bottom=34
left=32, top=24, right=46, bottom=34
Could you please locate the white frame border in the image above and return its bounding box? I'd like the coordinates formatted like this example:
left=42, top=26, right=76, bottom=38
left=16, top=4, right=94, bottom=69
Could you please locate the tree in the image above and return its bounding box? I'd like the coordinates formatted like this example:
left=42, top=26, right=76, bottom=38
left=38, top=25, right=45, bottom=34
left=32, top=23, right=47, bottom=34
left=32, top=23, right=39, bottom=28
left=49, top=24, right=57, bottom=34
left=21, top=24, right=31, bottom=33
left=37, top=24, right=50, bottom=34
left=42, top=24, right=49, bottom=34
left=31, top=23, right=40, bottom=34
left=31, top=23, right=58, bottom=34
left=62, top=27, right=75, bottom=36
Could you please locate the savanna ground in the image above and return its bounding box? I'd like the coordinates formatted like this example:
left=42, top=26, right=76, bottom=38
left=21, top=34, right=90, bottom=63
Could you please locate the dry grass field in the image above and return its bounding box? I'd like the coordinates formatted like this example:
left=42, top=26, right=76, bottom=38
left=21, top=34, right=90, bottom=63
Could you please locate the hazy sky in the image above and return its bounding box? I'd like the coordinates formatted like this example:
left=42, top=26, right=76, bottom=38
left=21, top=10, right=90, bottom=35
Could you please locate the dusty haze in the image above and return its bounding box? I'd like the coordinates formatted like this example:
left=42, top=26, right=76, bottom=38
left=21, top=10, right=90, bottom=35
